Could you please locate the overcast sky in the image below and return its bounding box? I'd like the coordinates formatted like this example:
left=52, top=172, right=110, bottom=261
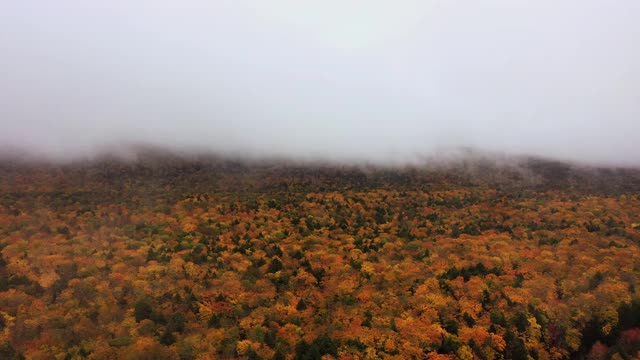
left=1, top=1, right=639, bottom=165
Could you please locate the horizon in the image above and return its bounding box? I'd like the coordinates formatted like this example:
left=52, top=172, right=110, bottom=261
left=2, top=143, right=640, bottom=173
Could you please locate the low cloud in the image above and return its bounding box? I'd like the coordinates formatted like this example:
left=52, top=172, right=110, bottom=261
left=1, top=1, right=639, bottom=166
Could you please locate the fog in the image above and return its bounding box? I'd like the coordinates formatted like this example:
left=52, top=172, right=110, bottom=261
left=1, top=1, right=639, bottom=165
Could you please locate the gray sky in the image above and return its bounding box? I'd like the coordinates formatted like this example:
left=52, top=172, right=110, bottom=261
left=1, top=0, right=639, bottom=165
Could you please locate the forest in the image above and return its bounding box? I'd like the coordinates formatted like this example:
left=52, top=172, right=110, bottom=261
left=1, top=153, right=640, bottom=359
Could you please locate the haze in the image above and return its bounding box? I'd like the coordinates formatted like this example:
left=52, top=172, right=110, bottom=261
left=1, top=1, right=639, bottom=165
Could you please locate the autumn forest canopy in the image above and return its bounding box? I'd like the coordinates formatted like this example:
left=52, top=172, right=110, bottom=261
left=3, top=0, right=640, bottom=358
left=1, top=150, right=640, bottom=359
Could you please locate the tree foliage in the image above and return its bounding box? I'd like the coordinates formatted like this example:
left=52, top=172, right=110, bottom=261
left=1, top=156, right=640, bottom=359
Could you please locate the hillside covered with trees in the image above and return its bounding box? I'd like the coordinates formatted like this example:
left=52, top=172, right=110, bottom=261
left=1, top=153, right=640, bottom=359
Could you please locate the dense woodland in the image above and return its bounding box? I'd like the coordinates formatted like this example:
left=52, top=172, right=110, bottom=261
left=1, top=152, right=640, bottom=359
